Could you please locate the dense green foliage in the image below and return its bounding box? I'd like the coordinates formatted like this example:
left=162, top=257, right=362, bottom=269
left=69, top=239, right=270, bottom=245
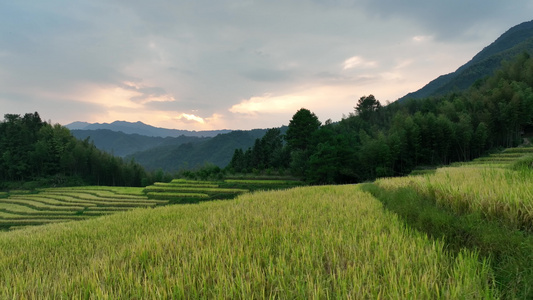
left=0, top=113, right=150, bottom=188
left=227, top=128, right=290, bottom=174
left=230, top=52, right=533, bottom=184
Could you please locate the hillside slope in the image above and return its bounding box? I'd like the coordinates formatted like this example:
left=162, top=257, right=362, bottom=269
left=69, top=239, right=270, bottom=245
left=69, top=125, right=272, bottom=171
left=400, top=20, right=533, bottom=101
left=70, top=129, right=208, bottom=157
left=127, top=129, right=268, bottom=171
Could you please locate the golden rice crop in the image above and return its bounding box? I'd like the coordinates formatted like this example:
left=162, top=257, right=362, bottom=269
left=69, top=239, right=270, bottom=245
left=224, top=179, right=302, bottom=185
left=146, top=192, right=209, bottom=199
left=0, top=219, right=66, bottom=226
left=0, top=187, right=168, bottom=229
left=156, top=182, right=220, bottom=188
left=1, top=199, right=85, bottom=211
left=44, top=189, right=147, bottom=200
left=16, top=194, right=102, bottom=206
left=9, top=195, right=97, bottom=207
left=502, top=147, right=533, bottom=154
left=144, top=186, right=248, bottom=194
left=0, top=203, right=76, bottom=215
left=171, top=179, right=220, bottom=185
left=56, top=186, right=147, bottom=194
left=0, top=185, right=495, bottom=298
left=44, top=191, right=160, bottom=203
left=376, top=166, right=533, bottom=230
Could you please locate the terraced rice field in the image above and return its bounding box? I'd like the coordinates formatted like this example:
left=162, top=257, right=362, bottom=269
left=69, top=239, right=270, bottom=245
left=144, top=178, right=303, bottom=203
left=455, top=147, right=533, bottom=167
left=379, top=147, right=533, bottom=231
left=0, top=185, right=495, bottom=298
left=367, top=146, right=533, bottom=298
left=144, top=179, right=247, bottom=203
left=0, top=187, right=167, bottom=230
left=1, top=179, right=302, bottom=230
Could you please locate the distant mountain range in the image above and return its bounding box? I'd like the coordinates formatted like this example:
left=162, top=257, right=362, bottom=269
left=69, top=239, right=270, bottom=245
left=68, top=123, right=271, bottom=171
left=126, top=129, right=270, bottom=171
left=70, top=129, right=209, bottom=158
left=67, top=20, right=533, bottom=171
left=399, top=19, right=533, bottom=101
left=66, top=120, right=231, bottom=138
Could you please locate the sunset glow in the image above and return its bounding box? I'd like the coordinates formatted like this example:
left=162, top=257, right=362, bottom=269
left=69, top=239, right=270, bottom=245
left=0, top=1, right=530, bottom=130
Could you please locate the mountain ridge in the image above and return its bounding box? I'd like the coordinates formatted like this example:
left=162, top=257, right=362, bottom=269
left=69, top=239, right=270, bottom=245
left=127, top=129, right=270, bottom=171
left=69, top=126, right=272, bottom=171
left=65, top=120, right=232, bottom=138
left=70, top=129, right=209, bottom=157
left=399, top=19, right=533, bottom=101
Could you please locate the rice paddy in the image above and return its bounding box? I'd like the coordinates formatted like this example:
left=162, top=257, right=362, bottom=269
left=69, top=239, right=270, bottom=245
left=1, top=148, right=531, bottom=297
left=367, top=146, right=533, bottom=298
left=0, top=186, right=167, bottom=230
left=0, top=185, right=496, bottom=298
left=143, top=178, right=303, bottom=203
left=0, top=179, right=303, bottom=230
left=453, top=146, right=533, bottom=167
left=378, top=147, right=533, bottom=231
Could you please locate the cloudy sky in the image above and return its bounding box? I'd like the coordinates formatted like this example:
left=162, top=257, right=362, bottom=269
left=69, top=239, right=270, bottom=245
left=1, top=1, right=532, bottom=130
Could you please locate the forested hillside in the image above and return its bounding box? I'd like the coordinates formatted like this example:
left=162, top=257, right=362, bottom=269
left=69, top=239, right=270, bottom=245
left=70, top=129, right=208, bottom=157
left=229, top=52, right=533, bottom=184
left=400, top=20, right=533, bottom=100
left=0, top=113, right=150, bottom=188
left=70, top=126, right=270, bottom=171
left=128, top=129, right=269, bottom=171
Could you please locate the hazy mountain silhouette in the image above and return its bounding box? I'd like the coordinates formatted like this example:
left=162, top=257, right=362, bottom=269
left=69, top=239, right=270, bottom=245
left=65, top=120, right=231, bottom=138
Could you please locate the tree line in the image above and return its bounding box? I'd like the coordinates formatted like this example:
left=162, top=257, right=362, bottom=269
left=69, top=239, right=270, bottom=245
left=0, top=113, right=155, bottom=188
left=227, top=52, right=533, bottom=184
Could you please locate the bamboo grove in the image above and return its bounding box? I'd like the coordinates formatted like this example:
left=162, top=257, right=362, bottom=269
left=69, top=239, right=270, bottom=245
left=227, top=52, right=533, bottom=184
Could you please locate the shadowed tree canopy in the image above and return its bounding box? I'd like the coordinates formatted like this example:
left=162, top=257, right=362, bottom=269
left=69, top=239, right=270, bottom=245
left=355, top=95, right=382, bottom=122
left=285, top=108, right=321, bottom=152
left=0, top=113, right=151, bottom=187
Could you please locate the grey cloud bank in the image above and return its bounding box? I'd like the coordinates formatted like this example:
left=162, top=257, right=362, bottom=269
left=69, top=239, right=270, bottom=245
left=0, top=1, right=532, bottom=130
